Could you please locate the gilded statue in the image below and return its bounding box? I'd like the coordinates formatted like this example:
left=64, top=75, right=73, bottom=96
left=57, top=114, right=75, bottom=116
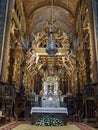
left=62, top=49, right=76, bottom=76
left=26, top=48, right=39, bottom=75
left=11, top=20, right=18, bottom=35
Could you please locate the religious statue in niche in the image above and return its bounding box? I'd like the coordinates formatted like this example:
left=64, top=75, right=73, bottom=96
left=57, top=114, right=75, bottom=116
left=47, top=85, right=54, bottom=101
left=41, top=71, right=61, bottom=108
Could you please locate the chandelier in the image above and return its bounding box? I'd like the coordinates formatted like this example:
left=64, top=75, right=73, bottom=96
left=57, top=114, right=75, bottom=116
left=46, top=0, right=58, bottom=56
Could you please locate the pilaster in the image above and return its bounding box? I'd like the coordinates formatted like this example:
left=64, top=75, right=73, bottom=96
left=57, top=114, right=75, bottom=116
left=87, top=0, right=98, bottom=82
left=1, top=0, right=15, bottom=82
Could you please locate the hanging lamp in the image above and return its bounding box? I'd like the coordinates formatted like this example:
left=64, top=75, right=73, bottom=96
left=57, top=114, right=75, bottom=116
left=46, top=0, right=58, bottom=56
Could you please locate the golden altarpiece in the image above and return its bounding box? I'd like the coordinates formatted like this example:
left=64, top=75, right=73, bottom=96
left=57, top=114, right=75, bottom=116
left=0, top=0, right=98, bottom=124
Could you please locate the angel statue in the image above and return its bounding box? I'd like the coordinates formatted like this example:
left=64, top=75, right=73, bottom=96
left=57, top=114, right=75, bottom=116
left=62, top=49, right=76, bottom=76
left=26, top=48, right=39, bottom=74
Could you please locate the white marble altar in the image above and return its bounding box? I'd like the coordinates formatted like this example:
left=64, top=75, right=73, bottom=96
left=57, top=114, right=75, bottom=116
left=31, top=107, right=68, bottom=125
left=30, top=74, right=68, bottom=125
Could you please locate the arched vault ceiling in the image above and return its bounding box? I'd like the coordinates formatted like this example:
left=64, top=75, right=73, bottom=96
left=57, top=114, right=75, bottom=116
left=23, top=0, right=79, bottom=18
left=30, top=6, right=72, bottom=34
left=23, top=0, right=79, bottom=34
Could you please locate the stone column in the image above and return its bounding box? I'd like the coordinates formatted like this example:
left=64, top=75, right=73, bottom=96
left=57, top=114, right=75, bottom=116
left=87, top=0, right=98, bottom=82
left=1, top=0, right=15, bottom=82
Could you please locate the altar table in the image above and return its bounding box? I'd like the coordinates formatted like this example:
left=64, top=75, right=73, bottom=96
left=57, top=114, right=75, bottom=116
left=30, top=107, right=68, bottom=125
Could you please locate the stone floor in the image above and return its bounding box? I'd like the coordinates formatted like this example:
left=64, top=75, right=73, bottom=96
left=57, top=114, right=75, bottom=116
left=0, top=120, right=97, bottom=130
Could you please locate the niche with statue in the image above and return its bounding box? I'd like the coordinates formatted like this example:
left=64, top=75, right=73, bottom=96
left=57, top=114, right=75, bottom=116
left=40, top=75, right=61, bottom=108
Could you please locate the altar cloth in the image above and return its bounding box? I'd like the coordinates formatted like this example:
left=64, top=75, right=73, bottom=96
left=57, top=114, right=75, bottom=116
left=30, top=107, right=68, bottom=115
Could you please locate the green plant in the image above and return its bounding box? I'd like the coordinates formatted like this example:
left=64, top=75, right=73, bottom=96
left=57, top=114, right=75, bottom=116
left=36, top=117, right=63, bottom=126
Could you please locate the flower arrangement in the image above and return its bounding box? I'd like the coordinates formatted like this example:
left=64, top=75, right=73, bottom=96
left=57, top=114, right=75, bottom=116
left=36, top=117, right=63, bottom=126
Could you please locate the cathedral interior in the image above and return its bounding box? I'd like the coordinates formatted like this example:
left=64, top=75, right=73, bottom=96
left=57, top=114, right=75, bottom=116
left=0, top=0, right=98, bottom=129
